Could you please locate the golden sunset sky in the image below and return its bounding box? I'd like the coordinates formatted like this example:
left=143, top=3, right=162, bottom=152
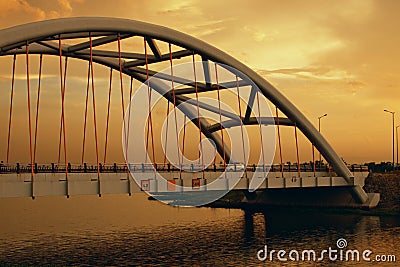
left=0, top=0, right=399, bottom=164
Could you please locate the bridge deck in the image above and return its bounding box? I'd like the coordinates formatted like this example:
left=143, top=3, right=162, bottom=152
left=0, top=164, right=368, bottom=198
left=0, top=163, right=368, bottom=174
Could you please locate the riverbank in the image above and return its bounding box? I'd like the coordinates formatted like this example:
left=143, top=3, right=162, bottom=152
left=363, top=172, right=400, bottom=215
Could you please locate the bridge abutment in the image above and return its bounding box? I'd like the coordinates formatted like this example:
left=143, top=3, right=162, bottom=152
left=242, top=187, right=379, bottom=209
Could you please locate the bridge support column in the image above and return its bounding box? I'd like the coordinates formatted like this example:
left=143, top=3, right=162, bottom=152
left=31, top=175, right=35, bottom=200
left=176, top=179, right=183, bottom=192
left=98, top=175, right=101, bottom=197
left=350, top=185, right=369, bottom=204
left=243, top=209, right=254, bottom=239
left=243, top=190, right=258, bottom=201
left=200, top=178, right=207, bottom=191
left=127, top=174, right=132, bottom=196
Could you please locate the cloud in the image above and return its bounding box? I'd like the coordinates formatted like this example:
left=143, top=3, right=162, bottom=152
left=346, top=80, right=366, bottom=88
left=157, top=1, right=198, bottom=16
left=47, top=0, right=84, bottom=18
left=58, top=0, right=73, bottom=14
left=0, top=0, right=84, bottom=27
left=309, top=0, right=400, bottom=101
left=0, top=1, right=46, bottom=24
left=243, top=26, right=278, bottom=42
left=183, top=19, right=230, bottom=38
left=257, top=66, right=364, bottom=83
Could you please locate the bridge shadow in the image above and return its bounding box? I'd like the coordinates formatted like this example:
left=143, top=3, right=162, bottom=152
left=242, top=207, right=400, bottom=241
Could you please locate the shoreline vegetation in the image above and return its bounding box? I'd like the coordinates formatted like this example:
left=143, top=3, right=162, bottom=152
left=204, top=172, right=400, bottom=216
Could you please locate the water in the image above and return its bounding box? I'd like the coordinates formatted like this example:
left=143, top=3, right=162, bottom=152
left=1, top=194, right=399, bottom=266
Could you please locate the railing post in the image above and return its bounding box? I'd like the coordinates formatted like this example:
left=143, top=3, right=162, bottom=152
left=68, top=162, right=71, bottom=173
left=34, top=163, right=38, bottom=174
left=84, top=162, right=87, bottom=173
left=51, top=163, right=55, bottom=173
left=16, top=163, right=20, bottom=174
left=113, top=163, right=117, bottom=172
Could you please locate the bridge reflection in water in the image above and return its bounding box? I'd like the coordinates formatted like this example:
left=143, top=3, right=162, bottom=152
left=243, top=207, right=383, bottom=239
left=0, top=194, right=398, bottom=266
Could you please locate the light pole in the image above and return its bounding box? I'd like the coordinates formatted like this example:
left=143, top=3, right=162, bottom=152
left=384, top=109, right=395, bottom=170
left=396, top=124, right=400, bottom=169
left=318, top=113, right=328, bottom=167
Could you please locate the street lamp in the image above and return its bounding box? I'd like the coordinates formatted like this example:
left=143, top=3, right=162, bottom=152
left=318, top=113, right=328, bottom=166
left=396, top=124, right=400, bottom=169
left=384, top=109, right=395, bottom=170
left=318, top=113, right=328, bottom=132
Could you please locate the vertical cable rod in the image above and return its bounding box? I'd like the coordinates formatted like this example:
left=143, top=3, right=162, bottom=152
left=81, top=61, right=90, bottom=164
left=192, top=53, right=205, bottom=178
left=33, top=54, right=43, bottom=165
left=214, top=63, right=226, bottom=176
left=163, top=101, right=170, bottom=166
left=294, top=124, right=300, bottom=177
left=235, top=75, right=247, bottom=178
left=6, top=54, right=16, bottom=164
left=169, top=43, right=182, bottom=178
left=104, top=68, right=113, bottom=164
left=256, top=90, right=266, bottom=174
left=89, top=33, right=100, bottom=179
left=25, top=42, right=34, bottom=177
left=275, top=107, right=283, bottom=177
left=144, top=37, right=157, bottom=174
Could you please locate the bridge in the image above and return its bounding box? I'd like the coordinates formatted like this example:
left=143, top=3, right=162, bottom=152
left=0, top=17, right=379, bottom=208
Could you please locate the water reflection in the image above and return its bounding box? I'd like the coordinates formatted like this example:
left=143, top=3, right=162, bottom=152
left=242, top=208, right=400, bottom=265
left=243, top=208, right=367, bottom=237
left=1, top=195, right=399, bottom=266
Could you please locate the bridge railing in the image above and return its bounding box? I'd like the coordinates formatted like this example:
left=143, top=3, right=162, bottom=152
left=347, top=164, right=369, bottom=172
left=0, top=162, right=368, bottom=174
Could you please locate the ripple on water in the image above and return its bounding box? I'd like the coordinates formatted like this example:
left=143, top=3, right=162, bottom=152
left=1, top=196, right=399, bottom=266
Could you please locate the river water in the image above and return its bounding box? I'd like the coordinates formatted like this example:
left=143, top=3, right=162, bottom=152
left=1, top=194, right=399, bottom=266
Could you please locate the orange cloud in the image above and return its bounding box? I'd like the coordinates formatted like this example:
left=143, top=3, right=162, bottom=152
left=0, top=1, right=46, bottom=24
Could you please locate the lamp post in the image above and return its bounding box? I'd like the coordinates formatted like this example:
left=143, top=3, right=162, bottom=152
left=384, top=109, right=395, bottom=170
left=318, top=113, right=328, bottom=167
left=396, top=124, right=400, bottom=169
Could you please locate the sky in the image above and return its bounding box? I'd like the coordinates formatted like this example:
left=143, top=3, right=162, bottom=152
left=0, top=0, right=399, bottom=164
